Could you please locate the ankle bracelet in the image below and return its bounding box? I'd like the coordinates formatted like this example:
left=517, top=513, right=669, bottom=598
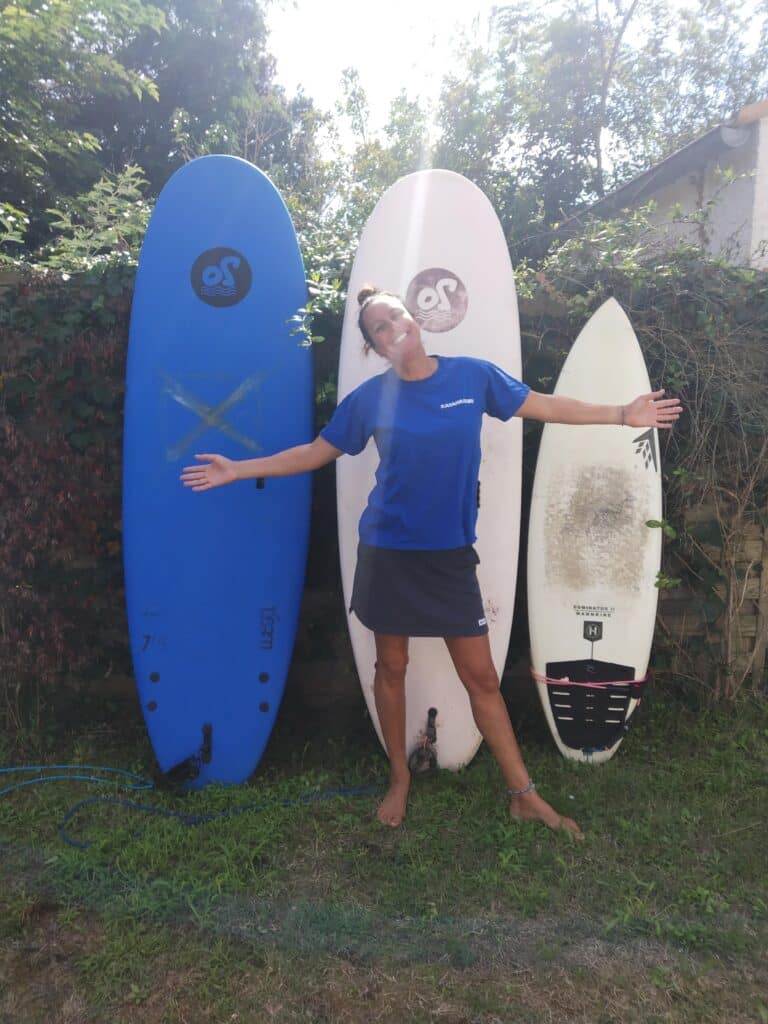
left=507, top=781, right=536, bottom=796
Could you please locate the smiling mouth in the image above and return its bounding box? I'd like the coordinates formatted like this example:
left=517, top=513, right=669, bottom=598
left=393, top=332, right=407, bottom=345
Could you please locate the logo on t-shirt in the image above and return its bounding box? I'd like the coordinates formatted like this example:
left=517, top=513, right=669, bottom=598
left=440, top=398, right=475, bottom=409
left=405, top=267, right=468, bottom=333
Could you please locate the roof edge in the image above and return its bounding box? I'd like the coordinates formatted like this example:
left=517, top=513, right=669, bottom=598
left=583, top=124, right=754, bottom=221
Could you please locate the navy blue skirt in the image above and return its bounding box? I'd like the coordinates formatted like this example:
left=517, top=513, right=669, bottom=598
left=350, top=543, right=488, bottom=638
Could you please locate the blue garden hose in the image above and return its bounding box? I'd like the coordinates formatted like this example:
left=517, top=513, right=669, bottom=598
left=0, top=764, right=380, bottom=849
left=58, top=785, right=381, bottom=848
left=0, top=764, right=153, bottom=797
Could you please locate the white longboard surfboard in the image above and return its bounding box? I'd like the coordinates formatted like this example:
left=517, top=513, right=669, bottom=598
left=527, top=298, right=662, bottom=764
left=336, top=169, right=523, bottom=770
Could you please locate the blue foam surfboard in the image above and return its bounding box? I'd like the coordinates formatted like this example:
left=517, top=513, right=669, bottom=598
left=123, top=155, right=312, bottom=787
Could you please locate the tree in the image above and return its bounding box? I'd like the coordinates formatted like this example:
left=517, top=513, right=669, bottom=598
left=384, top=91, right=431, bottom=174
left=0, top=0, right=164, bottom=245
left=1, top=0, right=329, bottom=254
left=428, top=0, right=768, bottom=259
left=84, top=0, right=288, bottom=191
left=432, top=46, right=505, bottom=194
left=325, top=75, right=433, bottom=246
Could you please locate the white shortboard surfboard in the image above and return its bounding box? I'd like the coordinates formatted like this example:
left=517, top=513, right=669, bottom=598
left=336, top=169, right=523, bottom=770
left=527, top=298, right=662, bottom=764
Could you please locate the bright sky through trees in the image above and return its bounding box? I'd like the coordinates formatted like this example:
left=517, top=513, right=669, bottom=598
left=267, top=0, right=765, bottom=147
left=266, top=0, right=500, bottom=137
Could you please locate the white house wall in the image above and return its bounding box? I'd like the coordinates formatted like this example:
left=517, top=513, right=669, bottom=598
left=752, top=117, right=768, bottom=269
left=641, top=132, right=757, bottom=266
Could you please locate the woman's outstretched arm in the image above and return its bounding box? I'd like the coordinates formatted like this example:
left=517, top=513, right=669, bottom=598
left=516, top=389, right=682, bottom=429
left=180, top=436, right=342, bottom=492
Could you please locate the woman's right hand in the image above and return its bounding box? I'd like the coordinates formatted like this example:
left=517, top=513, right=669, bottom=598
left=180, top=454, right=239, bottom=491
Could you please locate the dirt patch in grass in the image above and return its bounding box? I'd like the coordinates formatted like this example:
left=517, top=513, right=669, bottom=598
left=118, top=955, right=768, bottom=1024
left=0, top=907, right=102, bottom=1024
left=208, top=898, right=704, bottom=971
left=4, top=899, right=767, bottom=1024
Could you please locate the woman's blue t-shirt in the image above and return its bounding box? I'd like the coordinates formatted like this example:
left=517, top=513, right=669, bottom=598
left=321, top=356, right=529, bottom=550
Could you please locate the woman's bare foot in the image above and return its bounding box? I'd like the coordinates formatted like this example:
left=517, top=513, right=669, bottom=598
left=376, top=776, right=410, bottom=827
left=508, top=790, right=584, bottom=840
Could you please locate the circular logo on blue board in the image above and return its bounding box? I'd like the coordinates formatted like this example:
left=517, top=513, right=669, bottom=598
left=191, top=248, right=252, bottom=307
left=405, top=267, right=468, bottom=333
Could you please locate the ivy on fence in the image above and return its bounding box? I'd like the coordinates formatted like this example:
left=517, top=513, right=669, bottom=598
left=517, top=211, right=768, bottom=700
left=1, top=265, right=135, bottom=733
left=2, top=205, right=767, bottom=737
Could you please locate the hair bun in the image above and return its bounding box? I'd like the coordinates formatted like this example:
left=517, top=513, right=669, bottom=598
left=357, top=284, right=381, bottom=306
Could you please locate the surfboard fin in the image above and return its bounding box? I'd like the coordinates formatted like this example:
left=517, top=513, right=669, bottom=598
left=155, top=723, right=213, bottom=789
left=408, top=707, right=438, bottom=773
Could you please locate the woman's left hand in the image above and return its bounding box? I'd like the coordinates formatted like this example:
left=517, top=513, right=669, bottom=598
left=622, top=390, right=682, bottom=429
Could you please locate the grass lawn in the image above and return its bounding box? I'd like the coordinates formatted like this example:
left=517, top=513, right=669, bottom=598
left=1, top=684, right=766, bottom=1023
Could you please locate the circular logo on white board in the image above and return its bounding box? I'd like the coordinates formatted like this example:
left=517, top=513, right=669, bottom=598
left=191, top=248, right=252, bottom=307
left=405, top=268, right=468, bottom=333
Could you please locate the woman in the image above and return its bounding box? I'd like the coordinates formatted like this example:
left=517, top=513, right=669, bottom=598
left=181, top=286, right=682, bottom=835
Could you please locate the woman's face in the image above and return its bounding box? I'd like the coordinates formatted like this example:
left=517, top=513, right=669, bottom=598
left=362, top=297, right=421, bottom=360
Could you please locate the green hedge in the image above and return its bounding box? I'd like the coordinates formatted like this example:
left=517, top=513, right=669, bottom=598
left=2, top=240, right=767, bottom=737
